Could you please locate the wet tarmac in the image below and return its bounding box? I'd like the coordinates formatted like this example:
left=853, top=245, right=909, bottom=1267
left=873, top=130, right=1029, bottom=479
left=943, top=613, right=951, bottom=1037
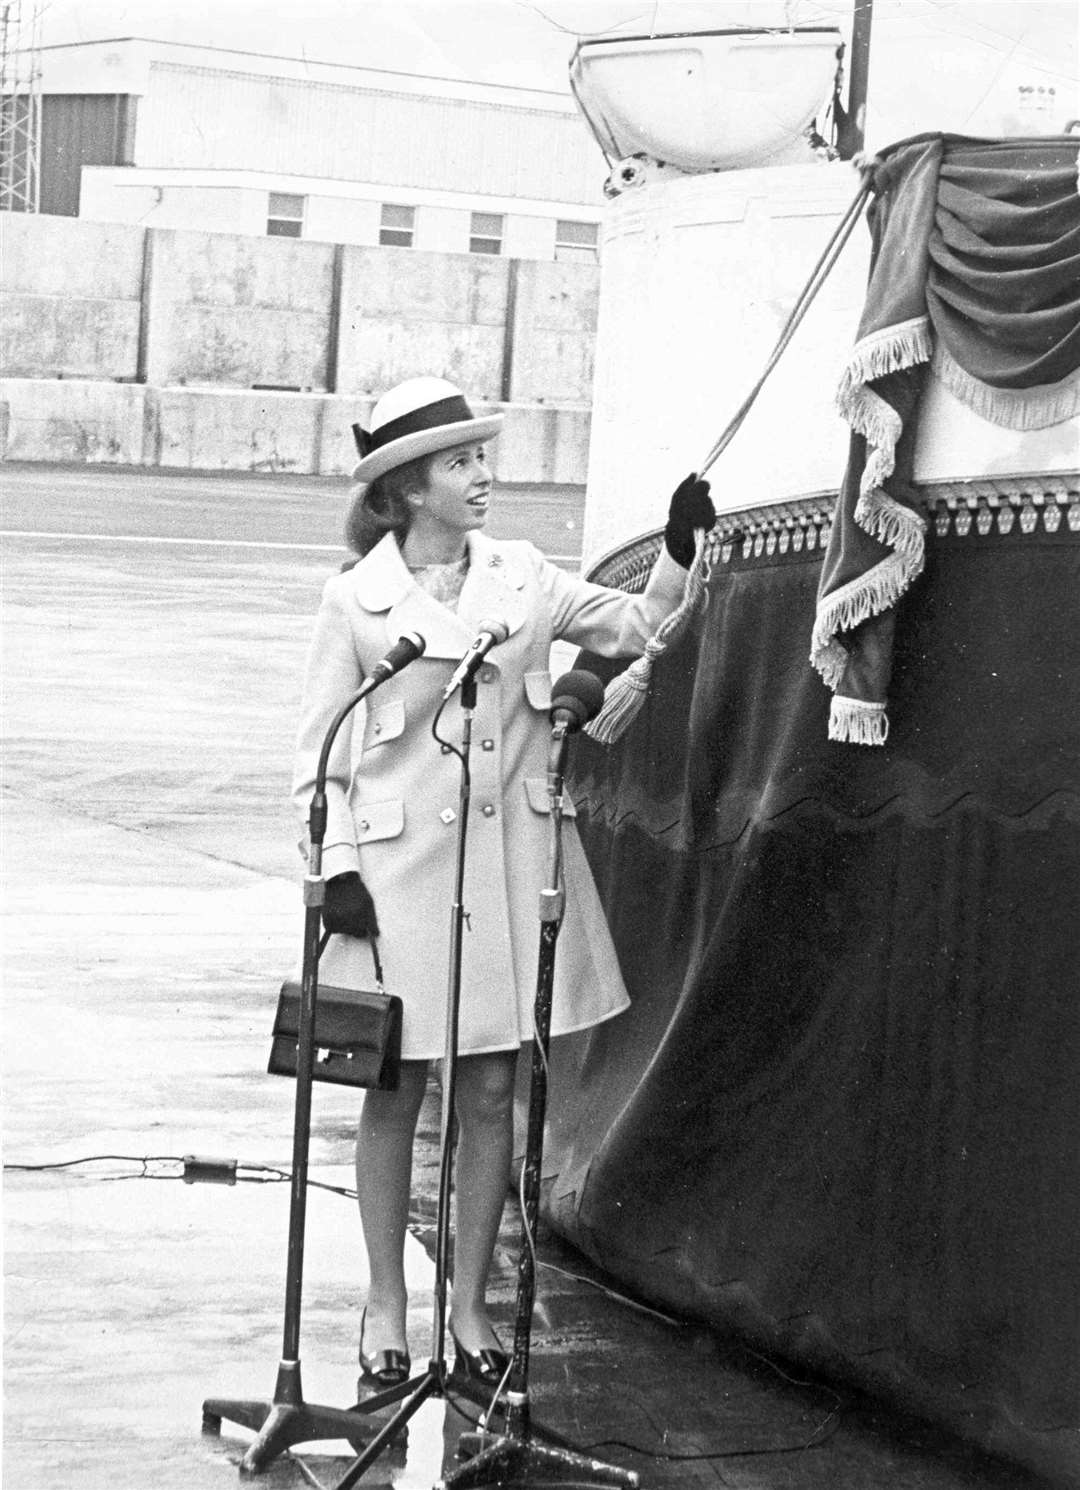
left=2, top=465, right=1051, bottom=1489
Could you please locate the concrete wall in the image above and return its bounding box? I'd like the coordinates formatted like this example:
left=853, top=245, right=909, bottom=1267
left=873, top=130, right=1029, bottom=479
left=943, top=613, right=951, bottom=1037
left=0, top=213, right=597, bottom=477
left=0, top=214, right=145, bottom=380
left=337, top=246, right=509, bottom=401
left=142, top=228, right=337, bottom=390
left=509, top=259, right=599, bottom=404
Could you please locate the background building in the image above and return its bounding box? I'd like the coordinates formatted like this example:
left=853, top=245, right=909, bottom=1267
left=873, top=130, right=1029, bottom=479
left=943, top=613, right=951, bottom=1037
left=25, top=37, right=604, bottom=263
left=1, top=4, right=1075, bottom=482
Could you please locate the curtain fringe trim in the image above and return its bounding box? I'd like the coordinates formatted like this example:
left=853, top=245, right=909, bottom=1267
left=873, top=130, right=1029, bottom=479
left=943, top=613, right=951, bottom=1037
left=812, top=635, right=850, bottom=691
left=855, top=483, right=928, bottom=558
left=811, top=542, right=923, bottom=674
left=845, top=388, right=903, bottom=457
left=813, top=335, right=930, bottom=708
left=836, top=317, right=933, bottom=415
left=829, top=695, right=889, bottom=745
left=931, top=344, right=1080, bottom=431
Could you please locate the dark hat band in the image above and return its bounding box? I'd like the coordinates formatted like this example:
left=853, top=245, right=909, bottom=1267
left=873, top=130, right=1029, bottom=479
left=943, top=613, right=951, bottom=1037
left=353, top=394, right=476, bottom=458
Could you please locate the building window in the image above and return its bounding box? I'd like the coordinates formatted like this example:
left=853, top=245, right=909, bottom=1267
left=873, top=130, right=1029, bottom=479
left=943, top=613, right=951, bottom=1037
left=380, top=203, right=415, bottom=248
left=555, top=219, right=599, bottom=264
left=469, top=212, right=503, bottom=256
left=267, top=192, right=304, bottom=238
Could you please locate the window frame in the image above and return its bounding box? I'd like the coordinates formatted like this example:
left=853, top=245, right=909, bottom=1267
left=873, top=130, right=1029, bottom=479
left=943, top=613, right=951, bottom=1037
left=554, top=218, right=599, bottom=264
left=379, top=202, right=416, bottom=248
left=468, top=210, right=504, bottom=257
left=266, top=191, right=305, bottom=239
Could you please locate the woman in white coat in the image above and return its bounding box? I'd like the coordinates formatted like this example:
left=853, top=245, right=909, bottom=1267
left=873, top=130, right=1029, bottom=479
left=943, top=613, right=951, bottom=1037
left=292, top=377, right=713, bottom=1388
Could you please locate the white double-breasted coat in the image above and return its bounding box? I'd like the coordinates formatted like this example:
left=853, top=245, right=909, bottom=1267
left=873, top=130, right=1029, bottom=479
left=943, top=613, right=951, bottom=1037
left=292, top=528, right=687, bottom=1059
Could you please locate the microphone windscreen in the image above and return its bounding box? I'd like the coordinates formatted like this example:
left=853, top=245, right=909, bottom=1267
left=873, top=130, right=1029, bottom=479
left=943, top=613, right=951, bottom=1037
left=398, top=631, right=427, bottom=659
left=550, top=669, right=605, bottom=727
left=385, top=632, right=426, bottom=670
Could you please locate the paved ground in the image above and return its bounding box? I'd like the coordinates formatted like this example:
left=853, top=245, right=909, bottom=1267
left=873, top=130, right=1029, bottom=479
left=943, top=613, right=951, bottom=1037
left=2, top=464, right=1052, bottom=1489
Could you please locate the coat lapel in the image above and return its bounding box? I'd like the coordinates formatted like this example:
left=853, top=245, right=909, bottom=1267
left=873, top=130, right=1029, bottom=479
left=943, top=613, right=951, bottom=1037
left=458, top=531, right=529, bottom=640
left=349, top=533, right=468, bottom=660
left=349, top=530, right=528, bottom=661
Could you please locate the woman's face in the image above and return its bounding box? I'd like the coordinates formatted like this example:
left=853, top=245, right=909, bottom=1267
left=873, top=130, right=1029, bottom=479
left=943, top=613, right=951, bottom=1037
left=412, top=441, right=493, bottom=537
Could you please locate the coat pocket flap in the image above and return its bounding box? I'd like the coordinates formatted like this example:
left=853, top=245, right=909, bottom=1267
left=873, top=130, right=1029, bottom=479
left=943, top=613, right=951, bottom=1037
left=524, top=671, right=552, bottom=710
left=353, top=799, right=405, bottom=842
left=363, top=698, right=405, bottom=750
left=524, top=778, right=577, bottom=817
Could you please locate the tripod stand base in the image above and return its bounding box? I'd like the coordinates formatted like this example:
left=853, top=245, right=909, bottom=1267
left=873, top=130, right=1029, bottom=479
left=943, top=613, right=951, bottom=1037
left=439, top=1435, right=639, bottom=1489
left=202, top=1394, right=370, bottom=1476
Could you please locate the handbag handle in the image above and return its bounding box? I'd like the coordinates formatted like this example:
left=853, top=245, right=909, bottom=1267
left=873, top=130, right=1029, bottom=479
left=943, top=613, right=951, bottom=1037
left=317, top=927, right=385, bottom=990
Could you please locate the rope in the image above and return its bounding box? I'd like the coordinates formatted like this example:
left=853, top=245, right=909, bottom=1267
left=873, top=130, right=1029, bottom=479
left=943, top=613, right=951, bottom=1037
left=586, top=165, right=876, bottom=745
left=699, top=168, right=875, bottom=476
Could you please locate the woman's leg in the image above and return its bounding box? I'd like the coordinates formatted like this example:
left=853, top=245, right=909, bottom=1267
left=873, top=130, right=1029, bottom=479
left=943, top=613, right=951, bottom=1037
left=449, top=1048, right=518, bottom=1354
left=355, top=1058, right=429, bottom=1353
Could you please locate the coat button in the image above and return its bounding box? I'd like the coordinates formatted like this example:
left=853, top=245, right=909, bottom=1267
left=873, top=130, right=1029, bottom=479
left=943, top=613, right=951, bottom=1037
left=481, top=738, right=495, bottom=751
left=440, top=744, right=452, bottom=755
left=481, top=803, right=496, bottom=817
left=440, top=808, right=456, bottom=825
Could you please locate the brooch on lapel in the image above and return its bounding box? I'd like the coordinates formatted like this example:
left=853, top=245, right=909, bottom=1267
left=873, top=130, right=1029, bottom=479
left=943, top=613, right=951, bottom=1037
left=487, top=554, right=504, bottom=569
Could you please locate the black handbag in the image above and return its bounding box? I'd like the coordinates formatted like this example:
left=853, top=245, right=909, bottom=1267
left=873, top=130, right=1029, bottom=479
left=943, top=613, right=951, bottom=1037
left=268, top=935, right=402, bottom=1091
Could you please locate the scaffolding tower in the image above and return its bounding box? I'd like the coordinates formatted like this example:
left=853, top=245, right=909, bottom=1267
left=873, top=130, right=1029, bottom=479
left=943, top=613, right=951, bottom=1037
left=1, top=0, right=43, bottom=212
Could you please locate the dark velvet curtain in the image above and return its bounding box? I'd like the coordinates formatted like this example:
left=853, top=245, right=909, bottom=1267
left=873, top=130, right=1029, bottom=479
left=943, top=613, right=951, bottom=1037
left=543, top=499, right=1080, bottom=1484
left=813, top=134, right=1080, bottom=740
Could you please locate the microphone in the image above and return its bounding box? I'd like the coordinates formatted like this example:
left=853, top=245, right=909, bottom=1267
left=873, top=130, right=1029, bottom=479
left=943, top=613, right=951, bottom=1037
left=442, top=620, right=509, bottom=700
left=548, top=669, right=605, bottom=791
left=369, top=631, right=426, bottom=686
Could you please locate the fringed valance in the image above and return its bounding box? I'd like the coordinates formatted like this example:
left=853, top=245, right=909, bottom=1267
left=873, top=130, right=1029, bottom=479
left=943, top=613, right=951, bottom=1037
left=813, top=132, right=1080, bottom=744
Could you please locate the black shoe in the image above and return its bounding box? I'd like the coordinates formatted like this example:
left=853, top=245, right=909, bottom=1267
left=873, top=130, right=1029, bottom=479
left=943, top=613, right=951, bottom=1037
left=450, top=1330, right=510, bottom=1386
left=359, top=1306, right=411, bottom=1387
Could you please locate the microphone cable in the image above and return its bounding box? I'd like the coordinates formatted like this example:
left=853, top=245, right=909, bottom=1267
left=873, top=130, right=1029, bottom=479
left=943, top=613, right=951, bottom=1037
left=8, top=1151, right=848, bottom=1465
left=3, top=1152, right=361, bottom=1200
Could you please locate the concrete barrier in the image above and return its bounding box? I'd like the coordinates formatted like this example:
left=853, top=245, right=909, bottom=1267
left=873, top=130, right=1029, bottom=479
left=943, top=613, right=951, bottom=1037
left=152, top=386, right=328, bottom=471
left=485, top=401, right=591, bottom=484
left=317, top=393, right=375, bottom=477
left=0, top=376, right=591, bottom=483
left=1, top=377, right=149, bottom=464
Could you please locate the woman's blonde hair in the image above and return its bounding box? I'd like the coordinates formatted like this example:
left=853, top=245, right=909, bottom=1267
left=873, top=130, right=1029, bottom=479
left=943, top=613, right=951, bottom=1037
left=344, top=451, right=435, bottom=556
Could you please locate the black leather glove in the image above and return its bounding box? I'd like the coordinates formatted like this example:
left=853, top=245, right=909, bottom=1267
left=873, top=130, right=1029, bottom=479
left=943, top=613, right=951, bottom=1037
left=322, top=872, right=380, bottom=939
left=664, top=473, right=715, bottom=567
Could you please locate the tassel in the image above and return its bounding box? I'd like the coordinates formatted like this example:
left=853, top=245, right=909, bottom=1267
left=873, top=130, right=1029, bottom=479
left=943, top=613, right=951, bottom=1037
left=585, top=529, right=710, bottom=745
left=828, top=694, right=889, bottom=745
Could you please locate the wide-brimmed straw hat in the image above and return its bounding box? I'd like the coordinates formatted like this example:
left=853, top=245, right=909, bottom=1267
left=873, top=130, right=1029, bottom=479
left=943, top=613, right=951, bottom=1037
left=350, top=377, right=503, bottom=484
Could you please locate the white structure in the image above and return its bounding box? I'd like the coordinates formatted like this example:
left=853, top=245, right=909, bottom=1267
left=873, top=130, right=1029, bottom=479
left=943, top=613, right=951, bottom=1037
left=574, top=28, right=1079, bottom=562
left=26, top=37, right=606, bottom=261
left=570, top=27, right=841, bottom=175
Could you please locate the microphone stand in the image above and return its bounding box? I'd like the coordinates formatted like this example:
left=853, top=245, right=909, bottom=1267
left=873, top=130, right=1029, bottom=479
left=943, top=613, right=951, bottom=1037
left=325, top=669, right=516, bottom=1490
left=203, top=670, right=406, bottom=1472
left=439, top=726, right=638, bottom=1490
